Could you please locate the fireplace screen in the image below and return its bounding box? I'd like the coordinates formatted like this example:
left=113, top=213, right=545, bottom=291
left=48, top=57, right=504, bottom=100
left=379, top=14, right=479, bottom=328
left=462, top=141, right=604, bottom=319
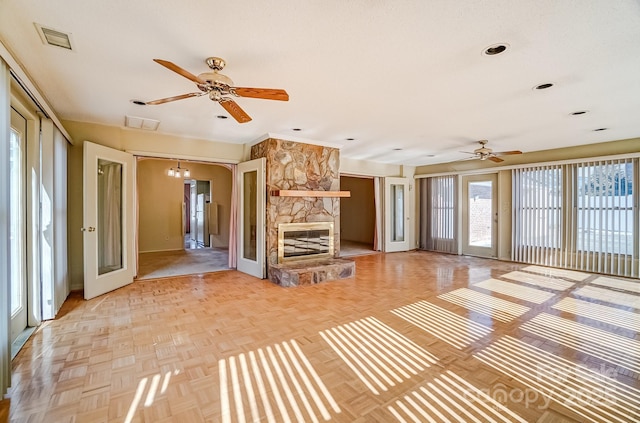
left=278, top=222, right=334, bottom=263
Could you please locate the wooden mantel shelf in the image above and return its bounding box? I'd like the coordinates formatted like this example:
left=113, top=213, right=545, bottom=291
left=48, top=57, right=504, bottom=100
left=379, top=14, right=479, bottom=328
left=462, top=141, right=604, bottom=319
left=270, top=190, right=351, bottom=198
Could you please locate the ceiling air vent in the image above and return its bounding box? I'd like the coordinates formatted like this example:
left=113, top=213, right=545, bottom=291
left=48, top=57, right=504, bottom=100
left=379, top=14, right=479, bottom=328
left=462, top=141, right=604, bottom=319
left=125, top=116, right=160, bottom=131
left=35, top=23, right=74, bottom=50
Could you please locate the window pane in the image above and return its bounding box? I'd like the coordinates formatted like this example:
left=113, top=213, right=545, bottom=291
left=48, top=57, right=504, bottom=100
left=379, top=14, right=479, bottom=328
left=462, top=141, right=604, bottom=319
left=468, top=181, right=493, bottom=247
left=243, top=170, right=257, bottom=261
left=577, top=162, right=633, bottom=254
left=10, top=128, right=24, bottom=315
left=517, top=168, right=562, bottom=248
left=98, top=159, right=123, bottom=275
left=391, top=184, right=404, bottom=242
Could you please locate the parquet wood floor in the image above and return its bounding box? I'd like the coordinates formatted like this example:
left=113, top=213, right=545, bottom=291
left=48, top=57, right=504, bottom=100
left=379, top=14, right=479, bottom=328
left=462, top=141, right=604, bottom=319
left=3, top=251, right=640, bottom=422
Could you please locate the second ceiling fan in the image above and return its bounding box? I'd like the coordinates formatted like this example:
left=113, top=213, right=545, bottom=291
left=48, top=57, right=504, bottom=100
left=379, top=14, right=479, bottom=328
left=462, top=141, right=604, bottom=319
left=461, top=140, right=522, bottom=163
left=144, top=57, right=289, bottom=123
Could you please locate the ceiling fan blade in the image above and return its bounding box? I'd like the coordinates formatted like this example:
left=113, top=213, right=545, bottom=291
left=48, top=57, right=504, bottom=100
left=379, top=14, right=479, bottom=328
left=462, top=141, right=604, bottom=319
left=488, top=156, right=504, bottom=163
left=145, top=92, right=203, bottom=105
left=232, top=87, right=289, bottom=101
left=219, top=98, right=252, bottom=123
left=495, top=150, right=523, bottom=156
left=153, top=59, right=206, bottom=85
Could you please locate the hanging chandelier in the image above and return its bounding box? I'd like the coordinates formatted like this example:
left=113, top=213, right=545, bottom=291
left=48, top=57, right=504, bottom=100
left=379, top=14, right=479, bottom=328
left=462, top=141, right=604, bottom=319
left=167, top=161, right=190, bottom=178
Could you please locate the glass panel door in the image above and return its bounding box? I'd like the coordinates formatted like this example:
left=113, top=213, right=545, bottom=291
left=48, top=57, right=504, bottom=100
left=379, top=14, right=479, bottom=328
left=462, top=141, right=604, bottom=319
left=384, top=177, right=411, bottom=252
left=237, top=158, right=265, bottom=278
left=9, top=108, right=27, bottom=343
left=462, top=174, right=498, bottom=257
left=83, top=141, right=135, bottom=299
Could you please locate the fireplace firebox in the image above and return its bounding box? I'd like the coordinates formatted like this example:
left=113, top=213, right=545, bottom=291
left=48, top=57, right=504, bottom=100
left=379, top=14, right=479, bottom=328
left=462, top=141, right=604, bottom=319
left=277, top=222, right=334, bottom=263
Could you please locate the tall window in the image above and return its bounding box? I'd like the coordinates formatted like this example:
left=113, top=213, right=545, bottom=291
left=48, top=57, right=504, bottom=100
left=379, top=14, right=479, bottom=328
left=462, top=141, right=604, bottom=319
left=419, top=176, right=457, bottom=254
left=512, top=166, right=563, bottom=265
left=512, top=158, right=638, bottom=277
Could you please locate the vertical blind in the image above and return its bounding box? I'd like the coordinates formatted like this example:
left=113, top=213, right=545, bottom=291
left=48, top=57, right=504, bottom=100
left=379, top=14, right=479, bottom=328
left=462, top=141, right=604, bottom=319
left=513, top=158, right=638, bottom=278
left=419, top=176, right=458, bottom=254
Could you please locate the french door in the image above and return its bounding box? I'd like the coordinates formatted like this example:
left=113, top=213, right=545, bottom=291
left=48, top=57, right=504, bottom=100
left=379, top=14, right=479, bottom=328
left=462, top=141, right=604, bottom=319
left=462, top=174, right=498, bottom=258
left=83, top=141, right=135, bottom=299
left=9, top=108, right=27, bottom=343
left=236, top=158, right=266, bottom=278
left=384, top=177, right=411, bottom=252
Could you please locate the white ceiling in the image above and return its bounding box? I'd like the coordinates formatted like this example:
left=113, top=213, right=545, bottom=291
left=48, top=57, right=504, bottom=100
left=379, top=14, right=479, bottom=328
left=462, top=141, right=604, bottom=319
left=1, top=0, right=639, bottom=166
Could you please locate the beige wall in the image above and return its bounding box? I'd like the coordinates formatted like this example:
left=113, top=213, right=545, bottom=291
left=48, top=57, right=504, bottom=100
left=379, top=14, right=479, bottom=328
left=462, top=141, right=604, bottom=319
left=65, top=120, right=242, bottom=289
left=137, top=160, right=232, bottom=252
left=340, top=176, right=375, bottom=244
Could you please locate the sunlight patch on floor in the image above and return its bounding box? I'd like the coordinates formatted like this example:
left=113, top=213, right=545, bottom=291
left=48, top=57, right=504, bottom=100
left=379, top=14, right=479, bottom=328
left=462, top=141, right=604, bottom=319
left=219, top=340, right=340, bottom=423
left=391, top=301, right=492, bottom=349
left=319, top=317, right=438, bottom=395
left=474, top=279, right=556, bottom=304
left=475, top=336, right=640, bottom=423
left=388, top=371, right=527, bottom=423
left=438, top=288, right=530, bottom=323
left=501, top=271, right=575, bottom=291
left=552, top=297, right=640, bottom=332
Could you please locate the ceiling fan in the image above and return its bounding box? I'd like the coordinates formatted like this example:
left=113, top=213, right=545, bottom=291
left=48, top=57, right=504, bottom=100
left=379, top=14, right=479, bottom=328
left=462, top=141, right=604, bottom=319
left=144, top=57, right=289, bottom=123
left=461, top=140, right=522, bottom=163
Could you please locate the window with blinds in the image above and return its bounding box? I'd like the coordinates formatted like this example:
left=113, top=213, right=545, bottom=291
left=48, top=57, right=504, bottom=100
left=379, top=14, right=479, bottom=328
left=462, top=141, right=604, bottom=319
left=512, top=166, right=563, bottom=266
left=513, top=158, right=638, bottom=278
left=419, top=176, right=458, bottom=254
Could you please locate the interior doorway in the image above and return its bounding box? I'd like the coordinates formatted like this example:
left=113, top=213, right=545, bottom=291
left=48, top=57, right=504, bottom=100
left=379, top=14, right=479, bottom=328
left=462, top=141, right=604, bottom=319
left=339, top=175, right=378, bottom=257
left=136, top=158, right=232, bottom=279
left=184, top=179, right=212, bottom=250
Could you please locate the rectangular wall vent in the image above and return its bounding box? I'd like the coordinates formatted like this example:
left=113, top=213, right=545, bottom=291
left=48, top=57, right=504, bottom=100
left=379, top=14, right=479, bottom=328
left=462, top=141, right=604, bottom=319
left=34, top=23, right=74, bottom=50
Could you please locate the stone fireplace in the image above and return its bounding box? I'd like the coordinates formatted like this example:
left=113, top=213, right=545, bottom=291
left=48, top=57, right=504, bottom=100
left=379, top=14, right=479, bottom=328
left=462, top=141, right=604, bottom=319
left=251, top=137, right=355, bottom=285
left=278, top=222, right=334, bottom=263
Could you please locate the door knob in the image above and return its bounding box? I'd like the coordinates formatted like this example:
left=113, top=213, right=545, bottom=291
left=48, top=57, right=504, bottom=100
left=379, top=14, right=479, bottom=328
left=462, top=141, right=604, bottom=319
left=81, top=227, right=96, bottom=232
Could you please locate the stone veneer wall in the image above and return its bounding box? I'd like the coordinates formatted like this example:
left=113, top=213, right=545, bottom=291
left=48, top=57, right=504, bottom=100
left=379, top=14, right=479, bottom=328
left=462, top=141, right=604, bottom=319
left=251, top=138, right=341, bottom=272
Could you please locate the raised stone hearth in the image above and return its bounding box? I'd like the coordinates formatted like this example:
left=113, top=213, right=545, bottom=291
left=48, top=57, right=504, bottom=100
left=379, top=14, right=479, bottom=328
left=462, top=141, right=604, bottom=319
left=269, top=258, right=355, bottom=287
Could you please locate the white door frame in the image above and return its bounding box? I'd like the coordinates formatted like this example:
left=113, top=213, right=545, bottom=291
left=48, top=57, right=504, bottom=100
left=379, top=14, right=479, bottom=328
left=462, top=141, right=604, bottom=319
left=461, top=173, right=498, bottom=258
left=83, top=141, right=135, bottom=299
left=384, top=177, right=411, bottom=252
left=236, top=158, right=266, bottom=278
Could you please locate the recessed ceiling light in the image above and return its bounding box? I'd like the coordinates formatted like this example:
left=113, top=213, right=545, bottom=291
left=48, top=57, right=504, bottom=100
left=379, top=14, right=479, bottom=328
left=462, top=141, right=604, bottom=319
left=593, top=128, right=608, bottom=131
left=571, top=110, right=589, bottom=115
left=216, top=115, right=228, bottom=119
left=292, top=128, right=302, bottom=131
left=131, top=100, right=146, bottom=106
left=534, top=83, right=554, bottom=90
left=483, top=43, right=509, bottom=56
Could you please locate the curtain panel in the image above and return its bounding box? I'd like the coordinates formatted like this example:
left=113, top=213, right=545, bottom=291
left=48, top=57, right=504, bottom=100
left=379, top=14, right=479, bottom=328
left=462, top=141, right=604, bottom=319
left=419, top=176, right=458, bottom=254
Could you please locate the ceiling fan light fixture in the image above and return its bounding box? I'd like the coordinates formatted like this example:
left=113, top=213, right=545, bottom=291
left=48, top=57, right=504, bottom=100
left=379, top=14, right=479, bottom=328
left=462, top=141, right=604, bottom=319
left=197, top=71, right=234, bottom=87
